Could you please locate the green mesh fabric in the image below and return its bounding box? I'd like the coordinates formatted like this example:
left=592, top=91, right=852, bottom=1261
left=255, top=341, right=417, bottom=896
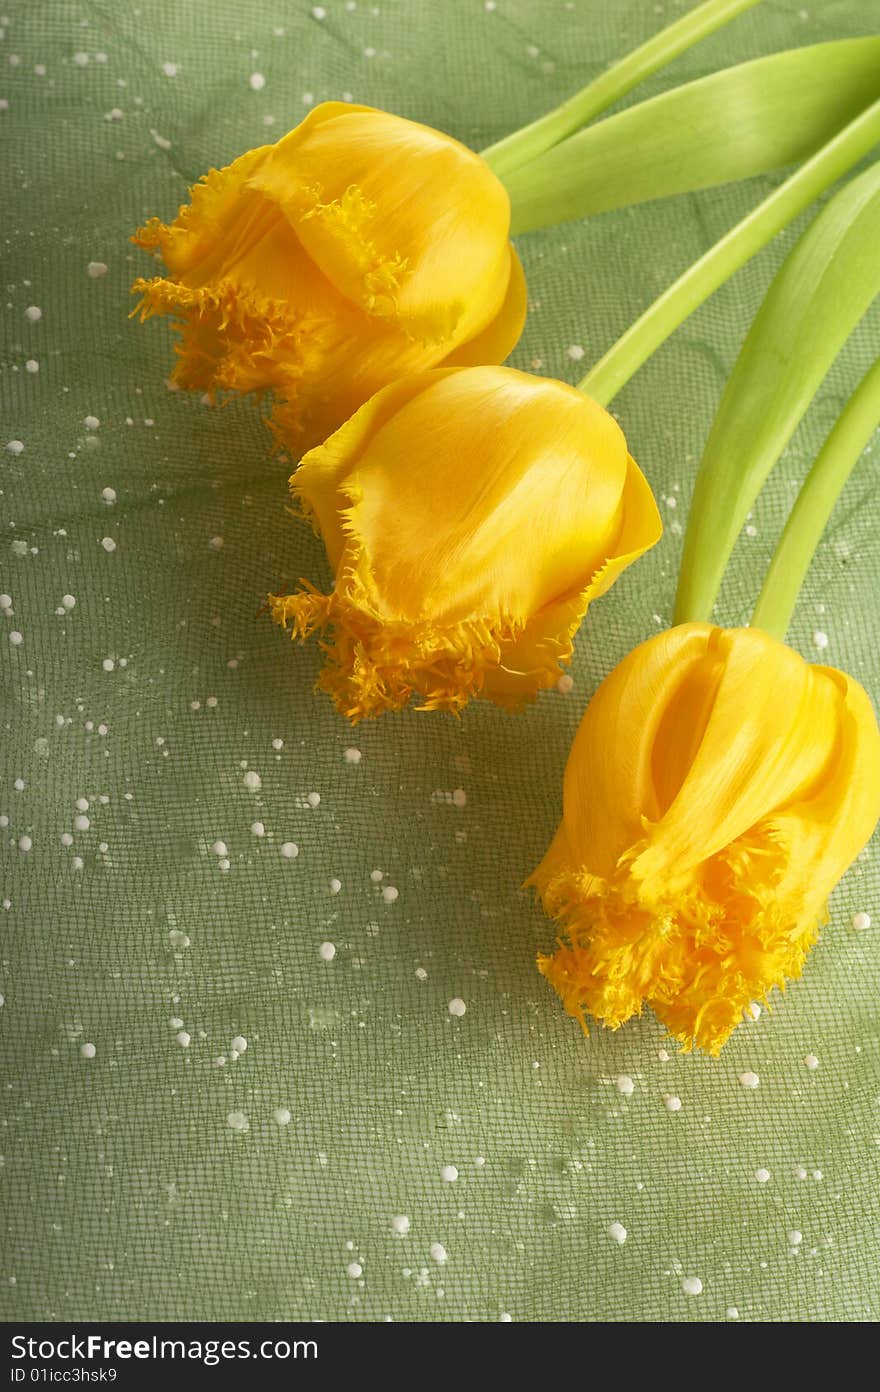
left=3, top=0, right=879, bottom=1323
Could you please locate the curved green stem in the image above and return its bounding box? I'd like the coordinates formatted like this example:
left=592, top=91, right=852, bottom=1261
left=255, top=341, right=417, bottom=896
left=481, top=0, right=761, bottom=179
left=751, top=356, right=880, bottom=641
left=578, top=98, right=880, bottom=408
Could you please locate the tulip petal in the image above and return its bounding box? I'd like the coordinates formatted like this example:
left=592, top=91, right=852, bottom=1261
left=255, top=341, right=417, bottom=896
left=438, top=247, right=528, bottom=371
left=252, top=107, right=513, bottom=343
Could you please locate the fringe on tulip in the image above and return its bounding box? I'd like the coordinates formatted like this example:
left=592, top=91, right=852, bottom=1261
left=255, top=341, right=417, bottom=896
left=296, top=183, right=411, bottom=323
left=533, top=831, right=822, bottom=1056
left=129, top=276, right=314, bottom=397
left=268, top=582, right=570, bottom=722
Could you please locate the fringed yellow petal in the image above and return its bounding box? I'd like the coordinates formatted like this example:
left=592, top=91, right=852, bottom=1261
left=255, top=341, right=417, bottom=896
left=251, top=106, right=512, bottom=342
left=271, top=366, right=661, bottom=719
left=269, top=584, right=530, bottom=721
left=533, top=624, right=880, bottom=1054
left=132, top=103, right=524, bottom=443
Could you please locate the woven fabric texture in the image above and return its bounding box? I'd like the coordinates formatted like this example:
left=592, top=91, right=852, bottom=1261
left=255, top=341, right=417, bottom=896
left=2, top=0, right=879, bottom=1322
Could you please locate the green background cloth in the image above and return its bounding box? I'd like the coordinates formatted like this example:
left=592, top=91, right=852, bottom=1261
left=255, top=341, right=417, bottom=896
left=3, top=0, right=879, bottom=1324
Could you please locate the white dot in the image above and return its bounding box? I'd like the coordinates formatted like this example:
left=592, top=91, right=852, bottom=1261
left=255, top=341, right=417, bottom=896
left=343, top=747, right=362, bottom=764
left=243, top=770, right=262, bottom=791
left=657, top=1049, right=670, bottom=1062
left=804, top=1054, right=819, bottom=1070
left=745, top=1001, right=761, bottom=1021
left=306, top=791, right=321, bottom=807
left=25, top=305, right=42, bottom=321
left=726, top=1307, right=739, bottom=1320
left=739, top=1071, right=760, bottom=1089
left=83, top=415, right=99, bottom=431
left=0, top=596, right=11, bottom=611
left=312, top=5, right=327, bottom=16
left=176, top=1031, right=191, bottom=1048
left=499, top=1312, right=511, bottom=1322
left=250, top=821, right=265, bottom=837
left=682, top=1276, right=703, bottom=1296
left=62, top=594, right=76, bottom=609
left=392, top=1215, right=410, bottom=1235
left=80, top=1043, right=96, bottom=1059
left=382, top=885, right=399, bottom=903
left=665, top=1095, right=682, bottom=1112
left=101, top=537, right=116, bottom=552
left=329, top=877, right=342, bottom=894
left=852, top=910, right=871, bottom=931
left=75, top=798, right=89, bottom=812
left=754, top=1167, right=770, bottom=1183
left=162, top=61, right=178, bottom=77
left=87, top=261, right=108, bottom=279
left=226, top=1111, right=248, bottom=1131
left=280, top=841, right=299, bottom=859
left=102, top=487, right=116, bottom=504
left=441, top=1165, right=458, bottom=1182
left=25, top=359, right=39, bottom=373
left=429, top=1243, right=447, bottom=1264
left=6, top=440, right=24, bottom=456
left=274, top=1107, right=291, bottom=1126
left=448, top=998, right=466, bottom=1017
left=211, top=840, right=227, bottom=857
left=415, top=967, right=428, bottom=981
left=615, top=1074, right=634, bottom=1096
left=73, top=52, right=89, bottom=67
left=9, top=631, right=23, bottom=646
left=319, top=941, right=336, bottom=962
left=208, top=536, right=224, bottom=551
left=812, top=629, right=829, bottom=650
left=102, top=657, right=115, bottom=672
left=370, top=869, right=384, bottom=883
left=566, top=344, right=585, bottom=361
left=73, top=815, right=90, bottom=832
left=346, top=1262, right=362, bottom=1279
left=556, top=672, right=574, bottom=694
left=17, top=835, right=32, bottom=852
left=452, top=788, right=467, bottom=808
left=788, top=1230, right=803, bottom=1246
left=607, top=1221, right=627, bottom=1244
left=230, top=1035, right=247, bottom=1054
left=249, top=71, right=266, bottom=90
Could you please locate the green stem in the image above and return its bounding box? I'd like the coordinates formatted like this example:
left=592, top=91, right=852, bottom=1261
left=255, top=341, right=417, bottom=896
left=578, top=98, right=880, bottom=408
left=481, top=0, right=762, bottom=179
left=750, top=355, right=880, bottom=641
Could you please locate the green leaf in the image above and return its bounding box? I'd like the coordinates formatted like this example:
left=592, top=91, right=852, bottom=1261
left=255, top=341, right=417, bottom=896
left=578, top=99, right=880, bottom=408
left=675, top=161, right=880, bottom=626
left=502, top=38, right=880, bottom=234
left=751, top=355, right=880, bottom=641
left=482, top=0, right=761, bottom=179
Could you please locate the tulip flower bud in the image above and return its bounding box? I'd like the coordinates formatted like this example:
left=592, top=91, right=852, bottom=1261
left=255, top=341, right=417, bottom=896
left=132, top=103, right=526, bottom=451
left=269, top=366, right=661, bottom=720
left=533, top=623, right=880, bottom=1054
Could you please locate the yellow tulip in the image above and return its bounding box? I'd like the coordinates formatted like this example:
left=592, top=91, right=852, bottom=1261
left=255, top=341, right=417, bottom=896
left=533, top=623, right=880, bottom=1054
left=131, top=102, right=526, bottom=451
left=269, top=365, right=661, bottom=720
